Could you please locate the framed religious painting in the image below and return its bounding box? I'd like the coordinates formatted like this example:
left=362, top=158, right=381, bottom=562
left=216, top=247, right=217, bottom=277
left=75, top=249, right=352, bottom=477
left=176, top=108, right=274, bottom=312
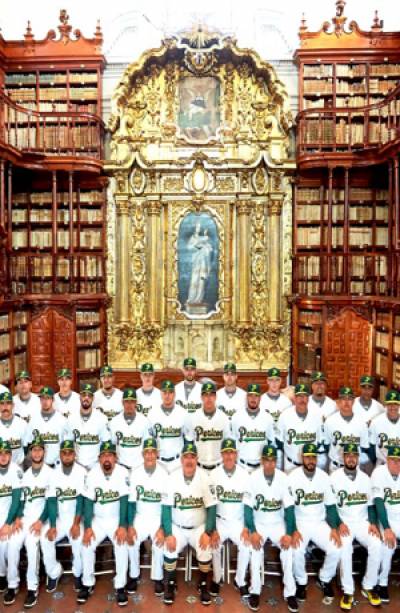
left=177, top=76, right=221, bottom=142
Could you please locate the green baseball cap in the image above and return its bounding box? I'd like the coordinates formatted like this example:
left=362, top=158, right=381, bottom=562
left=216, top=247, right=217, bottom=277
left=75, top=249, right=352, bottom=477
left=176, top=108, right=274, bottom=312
left=221, top=438, right=237, bottom=452
left=161, top=379, right=175, bottom=391
left=262, top=444, right=277, bottom=459
left=30, top=436, right=45, bottom=449
left=0, top=391, right=13, bottom=403
left=183, top=357, right=196, bottom=368
left=311, top=371, right=327, bottom=383
left=385, top=390, right=400, bottom=404
left=99, top=441, right=116, bottom=455
left=360, top=375, right=374, bottom=387
left=267, top=367, right=281, bottom=379
left=100, top=365, right=113, bottom=377
left=343, top=443, right=359, bottom=455
left=60, top=440, right=75, bottom=451
left=140, top=363, right=154, bottom=373
left=303, top=443, right=318, bottom=456
left=387, top=446, right=400, bottom=459
left=123, top=387, right=137, bottom=400
left=80, top=383, right=95, bottom=395
left=57, top=368, right=72, bottom=379
left=39, top=386, right=54, bottom=398
left=182, top=441, right=198, bottom=456
left=143, top=437, right=158, bottom=451
left=201, top=382, right=216, bottom=394
left=247, top=383, right=261, bottom=395
left=338, top=386, right=355, bottom=399
left=16, top=370, right=31, bottom=381
left=224, top=362, right=237, bottom=373
left=0, top=439, right=11, bottom=453
left=294, top=383, right=311, bottom=396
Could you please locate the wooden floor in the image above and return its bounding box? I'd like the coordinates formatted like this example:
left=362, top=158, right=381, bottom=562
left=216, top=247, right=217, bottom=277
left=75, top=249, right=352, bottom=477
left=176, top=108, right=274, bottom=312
left=3, top=572, right=400, bottom=613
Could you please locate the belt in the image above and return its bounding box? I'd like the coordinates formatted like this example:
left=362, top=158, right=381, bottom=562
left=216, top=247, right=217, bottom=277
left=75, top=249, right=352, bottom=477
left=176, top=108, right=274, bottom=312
left=240, top=459, right=260, bottom=468
left=161, top=454, right=180, bottom=462
left=198, top=462, right=219, bottom=470
left=286, top=457, right=301, bottom=467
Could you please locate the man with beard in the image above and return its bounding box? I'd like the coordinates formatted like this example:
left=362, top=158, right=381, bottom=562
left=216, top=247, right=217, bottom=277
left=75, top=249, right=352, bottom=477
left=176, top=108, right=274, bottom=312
left=67, top=383, right=110, bottom=469
left=175, top=357, right=202, bottom=414
left=12, top=370, right=40, bottom=423
left=369, top=389, right=400, bottom=465
left=0, top=390, right=28, bottom=467
left=149, top=380, right=186, bottom=473
left=331, top=444, right=381, bottom=610
left=40, top=440, right=86, bottom=594
left=93, top=365, right=123, bottom=421
left=353, top=375, right=384, bottom=425
left=136, top=363, right=162, bottom=417
left=216, top=362, right=246, bottom=420
left=307, top=372, right=337, bottom=421
left=78, top=441, right=129, bottom=607
left=53, top=368, right=80, bottom=418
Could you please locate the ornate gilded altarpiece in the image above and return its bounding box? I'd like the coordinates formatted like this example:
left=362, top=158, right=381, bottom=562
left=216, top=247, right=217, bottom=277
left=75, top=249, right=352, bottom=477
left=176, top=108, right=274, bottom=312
left=106, top=27, right=295, bottom=370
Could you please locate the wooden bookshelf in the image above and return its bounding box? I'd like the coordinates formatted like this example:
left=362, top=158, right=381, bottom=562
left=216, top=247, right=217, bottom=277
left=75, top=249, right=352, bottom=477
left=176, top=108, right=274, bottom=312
left=0, top=305, right=29, bottom=388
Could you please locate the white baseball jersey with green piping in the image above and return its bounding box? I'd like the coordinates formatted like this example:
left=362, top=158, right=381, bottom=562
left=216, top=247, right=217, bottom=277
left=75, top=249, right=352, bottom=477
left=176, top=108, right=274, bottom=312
left=276, top=406, right=323, bottom=469
left=231, top=408, right=274, bottom=466
left=67, top=410, right=110, bottom=469
left=136, top=387, right=162, bottom=417
left=109, top=411, right=151, bottom=469
left=0, top=414, right=28, bottom=465
left=93, top=388, right=123, bottom=420
left=216, top=386, right=247, bottom=420
left=369, top=412, right=400, bottom=464
left=184, top=409, right=231, bottom=467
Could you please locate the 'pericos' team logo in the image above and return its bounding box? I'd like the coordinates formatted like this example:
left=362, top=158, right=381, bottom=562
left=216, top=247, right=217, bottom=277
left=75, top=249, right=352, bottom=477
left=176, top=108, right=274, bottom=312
left=337, top=489, right=368, bottom=507
left=295, top=488, right=324, bottom=506
left=383, top=487, right=400, bottom=505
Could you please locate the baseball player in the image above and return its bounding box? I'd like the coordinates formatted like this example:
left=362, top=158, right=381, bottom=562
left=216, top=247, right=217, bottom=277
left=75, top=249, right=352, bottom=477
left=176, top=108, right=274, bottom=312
left=245, top=444, right=298, bottom=613
left=40, top=440, right=86, bottom=593
left=307, top=372, right=337, bottom=421
left=331, top=443, right=382, bottom=610
left=25, top=386, right=70, bottom=467
left=93, top=365, right=123, bottom=420
left=0, top=390, right=28, bottom=466
left=0, top=439, right=23, bottom=605
left=67, top=383, right=110, bottom=470
left=78, top=441, right=129, bottom=606
left=175, top=357, right=202, bottom=414
left=369, top=389, right=400, bottom=465
left=126, top=438, right=167, bottom=596
left=161, top=441, right=216, bottom=605
left=353, top=375, right=384, bottom=425
left=149, top=380, right=186, bottom=473
left=216, top=362, right=247, bottom=420
left=53, top=368, right=81, bottom=418
left=371, top=445, right=400, bottom=604
left=324, top=387, right=370, bottom=473
left=276, top=384, right=324, bottom=473
left=12, top=370, right=40, bottom=422
left=7, top=436, right=57, bottom=608
left=231, top=383, right=274, bottom=473
left=288, top=443, right=341, bottom=604
left=136, top=363, right=162, bottom=417
left=109, top=387, right=151, bottom=470
left=209, top=438, right=251, bottom=598
left=260, top=368, right=292, bottom=426
left=184, top=382, right=231, bottom=472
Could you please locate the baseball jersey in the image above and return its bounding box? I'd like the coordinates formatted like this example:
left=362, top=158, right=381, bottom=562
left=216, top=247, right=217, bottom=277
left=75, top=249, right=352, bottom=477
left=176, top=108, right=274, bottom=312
left=21, top=463, right=56, bottom=523
left=371, top=464, right=400, bottom=524
left=216, top=387, right=247, bottom=420
left=288, top=466, right=336, bottom=523
left=129, top=462, right=168, bottom=520
left=0, top=383, right=10, bottom=394
left=54, top=462, right=87, bottom=520
left=67, top=410, right=110, bottom=469
left=93, top=388, right=123, bottom=420
left=184, top=409, right=231, bottom=467
left=324, top=412, right=369, bottom=467
left=231, top=409, right=274, bottom=465
left=369, top=413, right=400, bottom=464
left=260, top=392, right=292, bottom=424
left=331, top=467, right=372, bottom=523
left=136, top=387, right=162, bottom=417
left=175, top=381, right=202, bottom=414
left=0, top=462, right=23, bottom=523
left=109, top=411, right=151, bottom=469
left=211, top=464, right=248, bottom=522
left=244, top=467, right=294, bottom=525
left=26, top=411, right=70, bottom=466
left=13, top=392, right=41, bottom=422
left=0, top=415, right=28, bottom=465
left=84, top=462, right=129, bottom=521
left=276, top=407, right=323, bottom=466
left=149, top=404, right=186, bottom=460
left=165, top=467, right=216, bottom=528
left=308, top=395, right=337, bottom=421
left=353, top=397, right=384, bottom=424
left=53, top=391, right=81, bottom=418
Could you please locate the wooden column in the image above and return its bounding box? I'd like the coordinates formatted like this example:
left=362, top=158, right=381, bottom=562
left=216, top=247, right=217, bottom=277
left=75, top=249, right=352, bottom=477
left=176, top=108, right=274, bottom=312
left=267, top=195, right=283, bottom=323
left=115, top=195, right=131, bottom=322
left=237, top=200, right=251, bottom=323
left=0, top=160, right=5, bottom=228
left=52, top=171, right=57, bottom=292
left=145, top=199, right=162, bottom=323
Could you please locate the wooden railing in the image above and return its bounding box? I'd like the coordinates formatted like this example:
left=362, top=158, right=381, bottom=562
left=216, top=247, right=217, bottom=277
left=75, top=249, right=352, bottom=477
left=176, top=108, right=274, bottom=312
left=0, top=90, right=104, bottom=159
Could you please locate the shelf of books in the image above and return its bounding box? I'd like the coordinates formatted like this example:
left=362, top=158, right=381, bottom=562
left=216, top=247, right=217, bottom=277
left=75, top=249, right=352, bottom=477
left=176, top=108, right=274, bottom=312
left=0, top=307, right=29, bottom=389
left=374, top=308, right=400, bottom=401
left=292, top=303, right=323, bottom=386
left=76, top=307, right=106, bottom=385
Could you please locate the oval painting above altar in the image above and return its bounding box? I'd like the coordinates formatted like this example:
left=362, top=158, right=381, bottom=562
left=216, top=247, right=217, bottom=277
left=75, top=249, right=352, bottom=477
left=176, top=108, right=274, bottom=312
left=178, top=76, right=221, bottom=142
left=177, top=212, right=219, bottom=319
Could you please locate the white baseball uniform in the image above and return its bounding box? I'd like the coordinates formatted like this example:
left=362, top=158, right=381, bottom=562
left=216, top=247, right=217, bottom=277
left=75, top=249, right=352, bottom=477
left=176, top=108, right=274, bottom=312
left=353, top=397, right=384, bottom=424
left=13, top=392, right=41, bottom=422
left=184, top=409, right=231, bottom=470
left=26, top=411, right=70, bottom=466
left=0, top=384, right=10, bottom=393
left=369, top=413, right=400, bottom=464
left=0, top=462, right=23, bottom=584
left=331, top=467, right=381, bottom=595
left=53, top=391, right=81, bottom=418
left=308, top=395, right=337, bottom=421
left=245, top=467, right=296, bottom=598
left=81, top=462, right=129, bottom=589
left=324, top=412, right=369, bottom=471
left=276, top=407, right=324, bottom=473
left=109, top=411, right=151, bottom=470
left=136, top=387, right=162, bottom=417
left=288, top=466, right=341, bottom=586
left=128, top=462, right=167, bottom=581
left=210, top=463, right=250, bottom=587
left=149, top=405, right=186, bottom=473
left=231, top=409, right=274, bottom=472
left=216, top=387, right=247, bottom=420
left=93, top=388, right=123, bottom=420
left=0, top=415, right=28, bottom=466
left=175, top=381, right=202, bottom=414
left=40, top=461, right=87, bottom=580
left=67, top=410, right=110, bottom=469
left=260, top=392, right=292, bottom=425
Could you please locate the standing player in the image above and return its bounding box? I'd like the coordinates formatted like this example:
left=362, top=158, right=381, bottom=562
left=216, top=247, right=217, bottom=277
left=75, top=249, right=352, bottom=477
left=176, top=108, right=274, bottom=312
left=231, top=383, right=274, bottom=473
left=93, top=365, right=123, bottom=420
left=78, top=441, right=129, bottom=606
left=53, top=368, right=80, bottom=418
left=353, top=375, right=384, bottom=424
left=67, top=383, right=110, bottom=470
left=245, top=444, right=298, bottom=612
left=369, top=389, right=400, bottom=465
left=127, top=438, right=166, bottom=596
left=175, top=357, right=202, bottom=414
left=0, top=390, right=28, bottom=467
left=260, top=368, right=292, bottom=426
left=109, top=387, right=151, bottom=470
left=216, top=362, right=247, bottom=420
left=161, top=441, right=216, bottom=605
left=209, top=438, right=250, bottom=599
left=136, top=363, right=162, bottom=417
left=331, top=444, right=382, bottom=610
left=12, top=370, right=40, bottom=422
left=308, top=372, right=337, bottom=421
left=184, top=382, right=231, bottom=472
left=149, top=380, right=186, bottom=473
left=40, top=440, right=86, bottom=592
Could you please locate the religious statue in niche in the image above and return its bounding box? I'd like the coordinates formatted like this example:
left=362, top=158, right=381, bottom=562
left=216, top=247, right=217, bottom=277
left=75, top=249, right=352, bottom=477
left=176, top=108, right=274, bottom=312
left=178, top=77, right=220, bottom=141
left=178, top=212, right=219, bottom=318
